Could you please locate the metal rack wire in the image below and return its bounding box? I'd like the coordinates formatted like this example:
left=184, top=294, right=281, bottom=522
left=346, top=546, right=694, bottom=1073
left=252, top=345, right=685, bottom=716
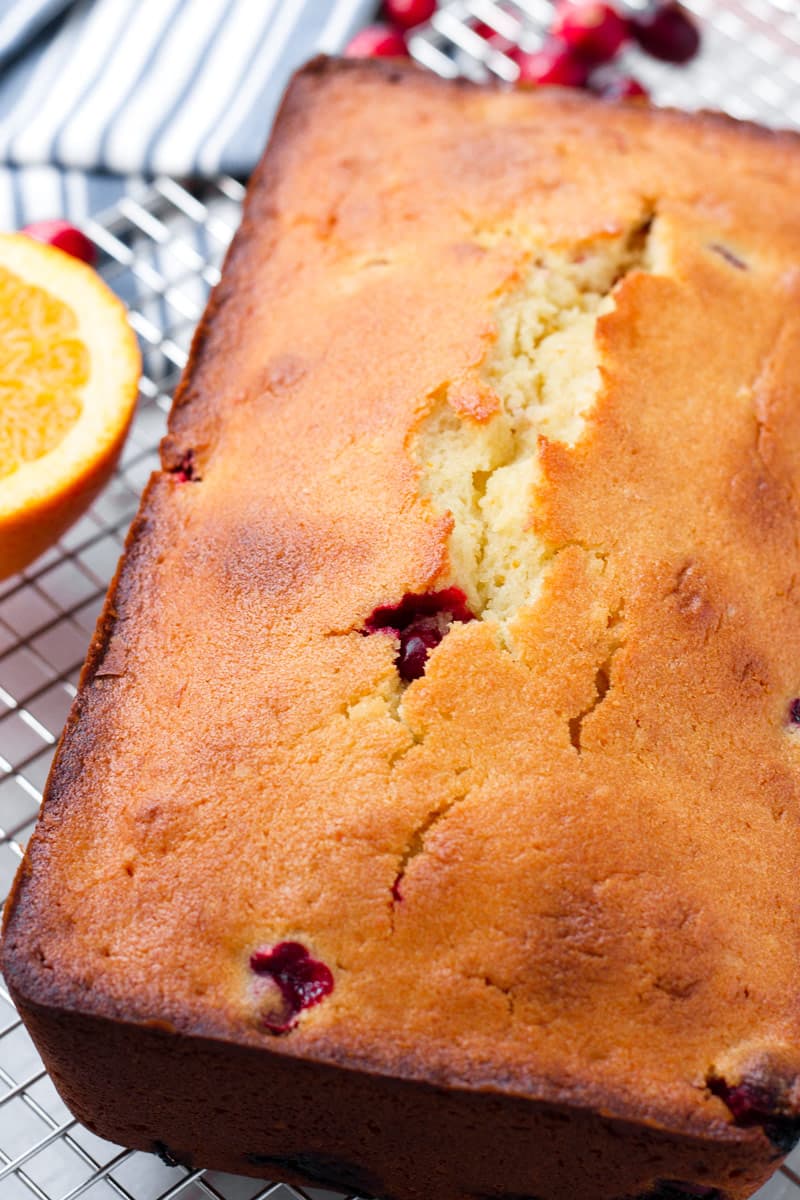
left=2, top=2, right=800, bottom=1197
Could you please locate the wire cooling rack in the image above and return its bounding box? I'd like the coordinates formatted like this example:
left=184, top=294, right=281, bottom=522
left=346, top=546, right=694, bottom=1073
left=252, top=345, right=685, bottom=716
left=3, top=2, right=800, bottom=1198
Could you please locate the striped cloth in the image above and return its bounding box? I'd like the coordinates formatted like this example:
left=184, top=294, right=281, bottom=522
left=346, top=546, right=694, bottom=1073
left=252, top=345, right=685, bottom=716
left=0, top=0, right=375, bottom=228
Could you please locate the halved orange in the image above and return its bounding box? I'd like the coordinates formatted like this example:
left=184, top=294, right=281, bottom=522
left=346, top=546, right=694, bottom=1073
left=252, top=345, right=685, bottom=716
left=0, top=234, right=141, bottom=580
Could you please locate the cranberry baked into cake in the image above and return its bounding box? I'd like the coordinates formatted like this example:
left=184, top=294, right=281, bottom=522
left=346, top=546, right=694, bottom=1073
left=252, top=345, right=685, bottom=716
left=5, top=58, right=800, bottom=1200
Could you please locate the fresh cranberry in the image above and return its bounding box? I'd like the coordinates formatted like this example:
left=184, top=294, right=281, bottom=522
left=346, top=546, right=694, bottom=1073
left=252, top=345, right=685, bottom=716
left=630, top=2, right=700, bottom=63
left=513, top=40, right=590, bottom=87
left=597, top=74, right=649, bottom=99
left=364, top=588, right=475, bottom=682
left=344, top=23, right=408, bottom=57
left=708, top=1076, right=800, bottom=1154
left=470, top=23, right=515, bottom=54
left=21, top=219, right=96, bottom=265
left=551, top=2, right=629, bottom=63
left=790, top=698, right=800, bottom=724
left=250, top=942, right=334, bottom=1034
left=384, top=0, right=436, bottom=30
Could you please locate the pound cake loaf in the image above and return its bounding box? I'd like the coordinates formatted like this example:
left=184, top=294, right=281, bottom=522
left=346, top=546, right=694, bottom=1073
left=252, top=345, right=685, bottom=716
left=6, top=57, right=800, bottom=1200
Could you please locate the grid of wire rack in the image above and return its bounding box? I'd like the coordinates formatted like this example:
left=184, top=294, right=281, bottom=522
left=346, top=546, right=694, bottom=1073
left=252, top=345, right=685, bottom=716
left=3, top=2, right=800, bottom=1198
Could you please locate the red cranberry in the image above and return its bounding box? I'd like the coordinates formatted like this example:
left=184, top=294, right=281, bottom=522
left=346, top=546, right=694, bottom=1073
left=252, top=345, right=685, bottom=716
left=708, top=1076, right=800, bottom=1154
left=170, top=450, right=198, bottom=482
left=250, top=942, right=334, bottom=1034
left=598, top=74, right=649, bottom=99
left=551, top=2, right=630, bottom=63
left=399, top=627, right=440, bottom=681
left=472, top=5, right=515, bottom=46
left=365, top=587, right=474, bottom=633
left=21, top=219, right=96, bottom=265
left=513, top=40, right=590, bottom=87
left=790, top=698, right=800, bottom=724
left=383, top=0, right=436, bottom=30
left=709, top=1078, right=775, bottom=1123
left=344, top=23, right=408, bottom=57
left=364, top=587, right=475, bottom=683
left=471, top=22, right=514, bottom=52
left=630, top=3, right=700, bottom=63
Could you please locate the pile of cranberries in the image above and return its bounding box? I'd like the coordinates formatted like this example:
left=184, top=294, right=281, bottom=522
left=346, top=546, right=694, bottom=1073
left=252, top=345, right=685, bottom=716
left=346, top=1, right=701, bottom=101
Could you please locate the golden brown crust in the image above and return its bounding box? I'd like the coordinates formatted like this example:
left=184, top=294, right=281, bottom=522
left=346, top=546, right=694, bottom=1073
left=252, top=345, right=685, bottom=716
left=6, top=58, right=800, bottom=1199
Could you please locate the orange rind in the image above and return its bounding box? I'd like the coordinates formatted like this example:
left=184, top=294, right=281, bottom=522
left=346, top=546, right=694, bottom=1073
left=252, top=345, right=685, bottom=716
left=0, top=233, right=140, bottom=579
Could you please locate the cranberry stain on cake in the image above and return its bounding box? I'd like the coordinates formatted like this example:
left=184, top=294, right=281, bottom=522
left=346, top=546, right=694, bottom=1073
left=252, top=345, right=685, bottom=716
left=788, top=697, right=800, bottom=725
left=168, top=449, right=201, bottom=482
left=708, top=1075, right=800, bottom=1153
left=363, top=587, right=475, bottom=681
left=250, top=941, right=333, bottom=1034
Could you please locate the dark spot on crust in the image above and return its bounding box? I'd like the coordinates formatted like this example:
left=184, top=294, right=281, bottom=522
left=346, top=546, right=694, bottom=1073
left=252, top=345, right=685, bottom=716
left=152, top=1141, right=192, bottom=1169
left=245, top=1151, right=382, bottom=1194
left=709, top=243, right=747, bottom=270
left=667, top=562, right=720, bottom=639
left=789, top=697, right=800, bottom=725
left=729, top=648, right=771, bottom=699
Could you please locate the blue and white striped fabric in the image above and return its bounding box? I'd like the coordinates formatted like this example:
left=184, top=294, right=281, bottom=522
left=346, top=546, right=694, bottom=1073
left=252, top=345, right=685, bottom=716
left=0, top=0, right=375, bottom=228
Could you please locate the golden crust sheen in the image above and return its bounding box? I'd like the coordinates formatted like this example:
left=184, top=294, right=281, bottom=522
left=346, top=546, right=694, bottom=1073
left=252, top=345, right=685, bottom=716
left=6, top=58, right=800, bottom=1200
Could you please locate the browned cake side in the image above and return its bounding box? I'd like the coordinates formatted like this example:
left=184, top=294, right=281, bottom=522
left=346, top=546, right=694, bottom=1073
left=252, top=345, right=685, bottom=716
left=5, top=58, right=800, bottom=1200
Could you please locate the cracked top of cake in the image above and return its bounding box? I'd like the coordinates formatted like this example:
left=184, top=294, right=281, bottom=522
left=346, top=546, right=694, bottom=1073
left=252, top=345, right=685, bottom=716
left=6, top=57, right=800, bottom=1148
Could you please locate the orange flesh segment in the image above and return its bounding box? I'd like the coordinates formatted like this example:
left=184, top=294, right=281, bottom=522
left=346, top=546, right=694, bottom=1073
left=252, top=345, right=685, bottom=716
left=0, top=264, right=89, bottom=481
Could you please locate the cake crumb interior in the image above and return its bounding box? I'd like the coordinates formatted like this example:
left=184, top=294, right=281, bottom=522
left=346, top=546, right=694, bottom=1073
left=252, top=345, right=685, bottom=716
left=415, top=216, right=656, bottom=630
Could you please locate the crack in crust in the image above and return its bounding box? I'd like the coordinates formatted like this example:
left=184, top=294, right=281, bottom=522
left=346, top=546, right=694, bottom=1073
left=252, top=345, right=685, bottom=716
left=569, top=600, right=625, bottom=754
left=414, top=208, right=656, bottom=631
left=370, top=216, right=658, bottom=908
left=390, top=792, right=468, bottom=908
